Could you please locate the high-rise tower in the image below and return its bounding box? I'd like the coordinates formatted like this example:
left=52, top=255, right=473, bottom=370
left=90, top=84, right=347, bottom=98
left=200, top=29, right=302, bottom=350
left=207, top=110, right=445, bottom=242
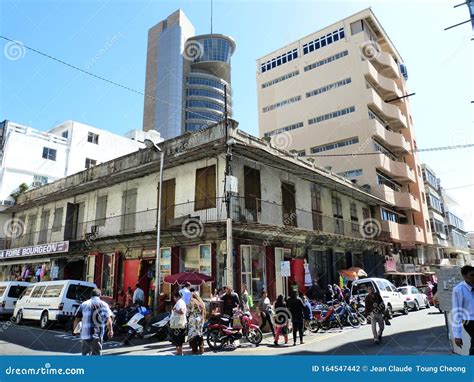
left=143, top=10, right=235, bottom=139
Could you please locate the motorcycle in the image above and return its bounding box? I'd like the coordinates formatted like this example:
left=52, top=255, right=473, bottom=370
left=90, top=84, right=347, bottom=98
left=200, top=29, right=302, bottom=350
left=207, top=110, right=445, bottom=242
left=350, top=298, right=367, bottom=325
left=336, top=300, right=360, bottom=328
left=206, top=309, right=262, bottom=350
left=123, top=306, right=170, bottom=345
left=311, top=302, right=344, bottom=332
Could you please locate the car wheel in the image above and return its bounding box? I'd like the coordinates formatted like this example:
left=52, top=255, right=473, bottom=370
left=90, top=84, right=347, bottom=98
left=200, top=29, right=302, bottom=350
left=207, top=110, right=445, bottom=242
left=15, top=310, right=23, bottom=325
left=402, top=303, right=409, bottom=315
left=40, top=311, right=51, bottom=329
left=413, top=301, right=420, bottom=311
left=387, top=305, right=393, bottom=319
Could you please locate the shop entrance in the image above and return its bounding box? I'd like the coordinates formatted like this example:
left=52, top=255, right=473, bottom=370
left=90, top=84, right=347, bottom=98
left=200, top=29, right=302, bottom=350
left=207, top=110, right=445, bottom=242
left=63, top=259, right=85, bottom=280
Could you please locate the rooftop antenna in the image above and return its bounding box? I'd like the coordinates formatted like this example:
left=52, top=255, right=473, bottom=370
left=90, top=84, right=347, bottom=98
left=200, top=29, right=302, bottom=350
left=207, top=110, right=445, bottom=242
left=210, top=0, right=213, bottom=34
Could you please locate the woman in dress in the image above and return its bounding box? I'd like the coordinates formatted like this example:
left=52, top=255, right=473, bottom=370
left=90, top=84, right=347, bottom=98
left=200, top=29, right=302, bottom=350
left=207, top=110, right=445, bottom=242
left=170, top=291, right=187, bottom=355
left=188, top=292, right=206, bottom=354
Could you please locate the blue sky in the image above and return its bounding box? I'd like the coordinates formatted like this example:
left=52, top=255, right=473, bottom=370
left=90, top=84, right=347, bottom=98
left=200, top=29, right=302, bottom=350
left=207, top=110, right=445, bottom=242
left=0, top=0, right=473, bottom=229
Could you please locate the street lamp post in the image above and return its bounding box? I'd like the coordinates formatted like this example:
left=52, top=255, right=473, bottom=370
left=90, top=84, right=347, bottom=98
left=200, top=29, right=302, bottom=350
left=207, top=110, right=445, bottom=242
left=144, top=138, right=164, bottom=312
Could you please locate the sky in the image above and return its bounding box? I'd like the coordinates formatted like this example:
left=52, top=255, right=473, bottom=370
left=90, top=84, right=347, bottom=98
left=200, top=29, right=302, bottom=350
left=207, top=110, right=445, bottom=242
left=0, top=0, right=473, bottom=230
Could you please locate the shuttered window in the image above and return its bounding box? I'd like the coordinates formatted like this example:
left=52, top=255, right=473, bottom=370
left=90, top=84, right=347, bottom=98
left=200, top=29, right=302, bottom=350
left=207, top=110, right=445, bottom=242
left=244, top=166, right=261, bottom=211
left=121, top=189, right=137, bottom=233
left=195, top=165, right=216, bottom=210
left=159, top=178, right=176, bottom=227
left=95, top=195, right=108, bottom=226
left=281, top=182, right=297, bottom=227
left=52, top=208, right=63, bottom=232
left=311, top=184, right=323, bottom=231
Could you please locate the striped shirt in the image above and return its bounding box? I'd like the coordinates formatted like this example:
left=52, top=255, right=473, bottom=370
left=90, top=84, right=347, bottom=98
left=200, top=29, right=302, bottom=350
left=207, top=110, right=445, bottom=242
left=76, top=297, right=113, bottom=340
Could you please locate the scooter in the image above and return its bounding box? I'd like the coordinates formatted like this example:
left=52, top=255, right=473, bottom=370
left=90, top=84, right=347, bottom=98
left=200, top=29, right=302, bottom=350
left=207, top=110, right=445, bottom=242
left=206, top=309, right=262, bottom=351
left=123, top=307, right=171, bottom=345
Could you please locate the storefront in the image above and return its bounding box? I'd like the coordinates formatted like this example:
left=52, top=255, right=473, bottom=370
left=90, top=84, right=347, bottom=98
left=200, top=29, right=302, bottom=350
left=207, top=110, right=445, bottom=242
left=85, top=250, right=120, bottom=298
left=0, top=241, right=70, bottom=282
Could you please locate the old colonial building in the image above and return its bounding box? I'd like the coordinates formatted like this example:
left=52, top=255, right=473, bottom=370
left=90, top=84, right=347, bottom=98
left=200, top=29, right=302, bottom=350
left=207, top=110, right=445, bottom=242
left=0, top=121, right=391, bottom=305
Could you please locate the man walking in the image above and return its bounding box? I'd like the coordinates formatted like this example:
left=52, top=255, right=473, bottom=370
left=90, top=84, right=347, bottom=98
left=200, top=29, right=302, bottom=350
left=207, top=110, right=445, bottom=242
left=452, top=265, right=474, bottom=355
left=74, top=288, right=113, bottom=356
left=365, top=285, right=385, bottom=344
left=133, top=283, right=145, bottom=306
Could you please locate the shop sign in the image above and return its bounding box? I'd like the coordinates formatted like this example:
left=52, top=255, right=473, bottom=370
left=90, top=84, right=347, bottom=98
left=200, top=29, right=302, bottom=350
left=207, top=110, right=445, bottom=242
left=0, top=241, right=69, bottom=259
left=281, top=261, right=291, bottom=277
left=141, top=249, right=156, bottom=259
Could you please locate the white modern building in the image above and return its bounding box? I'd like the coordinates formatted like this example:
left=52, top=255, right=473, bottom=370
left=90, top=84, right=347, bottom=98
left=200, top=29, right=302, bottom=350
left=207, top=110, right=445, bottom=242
left=0, top=119, right=163, bottom=246
left=142, top=9, right=235, bottom=138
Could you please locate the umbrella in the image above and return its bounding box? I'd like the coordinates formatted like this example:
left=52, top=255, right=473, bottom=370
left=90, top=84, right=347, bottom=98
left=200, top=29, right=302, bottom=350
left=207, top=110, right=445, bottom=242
left=164, top=271, right=213, bottom=285
left=338, top=267, right=367, bottom=281
left=348, top=267, right=368, bottom=278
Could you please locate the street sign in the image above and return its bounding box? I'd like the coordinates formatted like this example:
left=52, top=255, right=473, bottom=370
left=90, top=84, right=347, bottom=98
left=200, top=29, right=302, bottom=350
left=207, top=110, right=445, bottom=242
left=281, top=261, right=291, bottom=277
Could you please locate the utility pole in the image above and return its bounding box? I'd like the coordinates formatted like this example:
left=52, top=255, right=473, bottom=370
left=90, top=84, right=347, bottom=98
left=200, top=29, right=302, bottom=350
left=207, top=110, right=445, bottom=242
left=224, top=85, right=233, bottom=288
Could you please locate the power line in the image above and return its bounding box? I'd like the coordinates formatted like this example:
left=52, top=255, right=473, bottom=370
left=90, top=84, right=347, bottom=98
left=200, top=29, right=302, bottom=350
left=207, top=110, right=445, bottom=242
left=0, top=35, right=218, bottom=124
left=443, top=183, right=474, bottom=190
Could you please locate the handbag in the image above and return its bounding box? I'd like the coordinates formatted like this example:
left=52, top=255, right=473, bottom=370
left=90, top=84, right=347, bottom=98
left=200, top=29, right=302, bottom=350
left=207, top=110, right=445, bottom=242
left=170, top=313, right=186, bottom=329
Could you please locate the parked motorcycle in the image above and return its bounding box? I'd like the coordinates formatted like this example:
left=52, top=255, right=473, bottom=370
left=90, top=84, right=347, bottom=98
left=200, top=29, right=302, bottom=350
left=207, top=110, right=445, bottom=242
left=336, top=300, right=360, bottom=328
left=311, top=302, right=344, bottom=332
left=123, top=306, right=170, bottom=345
left=206, top=309, right=262, bottom=350
left=349, top=298, right=367, bottom=325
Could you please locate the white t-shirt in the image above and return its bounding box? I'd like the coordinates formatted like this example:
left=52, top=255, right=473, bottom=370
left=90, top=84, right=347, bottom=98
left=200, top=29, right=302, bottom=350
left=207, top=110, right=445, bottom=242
left=180, top=287, right=192, bottom=305
left=171, top=298, right=187, bottom=323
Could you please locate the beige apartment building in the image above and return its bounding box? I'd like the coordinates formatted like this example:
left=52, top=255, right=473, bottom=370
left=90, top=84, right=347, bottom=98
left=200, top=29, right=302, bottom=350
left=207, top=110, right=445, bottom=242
left=256, top=8, right=433, bottom=263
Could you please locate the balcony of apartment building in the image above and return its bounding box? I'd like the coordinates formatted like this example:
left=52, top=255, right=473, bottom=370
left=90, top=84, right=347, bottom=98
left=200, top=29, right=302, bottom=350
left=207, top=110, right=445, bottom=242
left=366, top=88, right=407, bottom=129
left=6, top=197, right=390, bottom=250
left=370, top=119, right=410, bottom=153
left=381, top=220, right=425, bottom=244
left=376, top=184, right=420, bottom=211
left=366, top=50, right=400, bottom=80
left=374, top=152, right=416, bottom=184
left=363, top=60, right=402, bottom=102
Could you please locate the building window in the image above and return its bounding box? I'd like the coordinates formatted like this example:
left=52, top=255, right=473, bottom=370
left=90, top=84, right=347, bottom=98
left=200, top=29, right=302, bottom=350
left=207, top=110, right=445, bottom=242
left=264, top=122, right=304, bottom=138
left=281, top=182, right=297, bottom=227
left=304, top=50, right=348, bottom=72
left=85, top=158, right=97, bottom=169
left=377, top=171, right=401, bottom=192
left=311, top=184, right=323, bottom=231
left=52, top=207, right=63, bottom=232
left=33, top=175, right=48, bottom=186
left=195, top=165, right=216, bottom=210
left=421, top=192, right=425, bottom=203
left=381, top=208, right=398, bottom=223
left=311, top=136, right=359, bottom=154
left=427, top=193, right=442, bottom=212
left=302, top=27, right=345, bottom=56
left=244, top=166, right=261, bottom=212
left=87, top=132, right=99, bottom=144
left=426, top=220, right=430, bottom=232
left=42, top=147, right=57, bottom=161
left=332, top=195, right=344, bottom=235
left=260, top=48, right=298, bottom=74
left=306, top=77, right=352, bottom=98
left=61, top=131, right=69, bottom=139
left=338, top=169, right=363, bottom=178
left=262, top=95, right=302, bottom=113
left=241, top=245, right=266, bottom=301
left=95, top=195, right=107, bottom=226
left=261, top=70, right=299, bottom=89
left=350, top=20, right=364, bottom=35
left=180, top=245, right=212, bottom=298
left=308, top=106, right=355, bottom=125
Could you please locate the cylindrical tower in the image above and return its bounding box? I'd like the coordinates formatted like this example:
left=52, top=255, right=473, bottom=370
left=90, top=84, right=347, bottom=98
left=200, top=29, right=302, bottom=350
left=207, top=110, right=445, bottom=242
left=184, top=34, right=236, bottom=132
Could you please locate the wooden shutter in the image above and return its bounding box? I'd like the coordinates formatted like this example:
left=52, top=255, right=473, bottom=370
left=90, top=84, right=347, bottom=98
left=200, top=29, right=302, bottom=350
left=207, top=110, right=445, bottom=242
left=195, top=165, right=216, bottom=210
left=95, top=195, right=107, bottom=226
left=159, top=178, right=175, bottom=228
left=281, top=182, right=297, bottom=227
left=310, top=185, right=323, bottom=231
left=244, top=166, right=261, bottom=211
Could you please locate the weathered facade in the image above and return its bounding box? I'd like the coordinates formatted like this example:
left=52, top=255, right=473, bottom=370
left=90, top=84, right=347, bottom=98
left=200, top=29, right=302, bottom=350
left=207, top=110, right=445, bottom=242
left=0, top=121, right=390, bottom=305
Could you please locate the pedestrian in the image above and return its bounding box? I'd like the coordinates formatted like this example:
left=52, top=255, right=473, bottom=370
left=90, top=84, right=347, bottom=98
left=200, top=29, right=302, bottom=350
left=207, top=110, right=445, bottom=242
left=326, top=284, right=334, bottom=303
left=302, top=293, right=312, bottom=332
left=117, top=289, right=125, bottom=308
left=125, top=287, right=133, bottom=307
left=286, top=291, right=305, bottom=346
left=240, top=283, right=251, bottom=313
left=452, top=265, right=474, bottom=355
left=258, top=291, right=275, bottom=336
left=221, top=287, right=240, bottom=316
left=273, top=294, right=289, bottom=346
left=73, top=288, right=113, bottom=356
left=133, top=283, right=145, bottom=306
left=333, top=284, right=344, bottom=301
left=169, top=291, right=187, bottom=356
left=365, top=285, right=385, bottom=344
left=180, top=282, right=192, bottom=306
left=188, top=292, right=206, bottom=354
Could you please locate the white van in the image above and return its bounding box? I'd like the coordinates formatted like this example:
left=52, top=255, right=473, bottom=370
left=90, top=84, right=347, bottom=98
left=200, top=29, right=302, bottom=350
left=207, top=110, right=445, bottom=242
left=351, top=277, right=409, bottom=317
left=14, top=280, right=96, bottom=329
left=0, top=281, right=31, bottom=316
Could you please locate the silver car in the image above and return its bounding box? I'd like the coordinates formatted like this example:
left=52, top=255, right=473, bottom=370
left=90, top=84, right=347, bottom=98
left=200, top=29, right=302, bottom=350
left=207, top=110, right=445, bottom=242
left=397, top=286, right=430, bottom=311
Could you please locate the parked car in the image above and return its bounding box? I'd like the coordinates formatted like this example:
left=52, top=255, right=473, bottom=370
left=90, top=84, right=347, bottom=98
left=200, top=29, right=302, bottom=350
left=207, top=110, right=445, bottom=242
left=397, top=286, right=430, bottom=310
left=351, top=277, right=409, bottom=317
left=14, top=280, right=96, bottom=329
left=0, top=281, right=31, bottom=317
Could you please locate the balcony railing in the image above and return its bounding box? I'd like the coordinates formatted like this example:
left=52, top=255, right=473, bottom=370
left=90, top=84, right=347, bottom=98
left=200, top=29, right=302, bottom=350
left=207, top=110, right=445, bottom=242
left=367, top=89, right=407, bottom=129
left=5, top=197, right=390, bottom=249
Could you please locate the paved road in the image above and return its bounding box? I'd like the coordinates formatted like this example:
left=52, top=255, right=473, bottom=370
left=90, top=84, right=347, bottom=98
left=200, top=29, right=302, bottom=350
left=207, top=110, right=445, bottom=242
left=0, top=306, right=452, bottom=356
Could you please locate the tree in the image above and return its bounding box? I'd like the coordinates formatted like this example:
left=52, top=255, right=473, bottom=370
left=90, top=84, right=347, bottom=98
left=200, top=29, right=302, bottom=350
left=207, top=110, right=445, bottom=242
left=10, top=183, right=29, bottom=204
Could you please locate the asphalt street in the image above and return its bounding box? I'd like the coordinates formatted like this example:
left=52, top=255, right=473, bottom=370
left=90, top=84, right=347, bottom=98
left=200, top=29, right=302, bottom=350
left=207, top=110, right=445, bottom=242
left=0, top=306, right=452, bottom=356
